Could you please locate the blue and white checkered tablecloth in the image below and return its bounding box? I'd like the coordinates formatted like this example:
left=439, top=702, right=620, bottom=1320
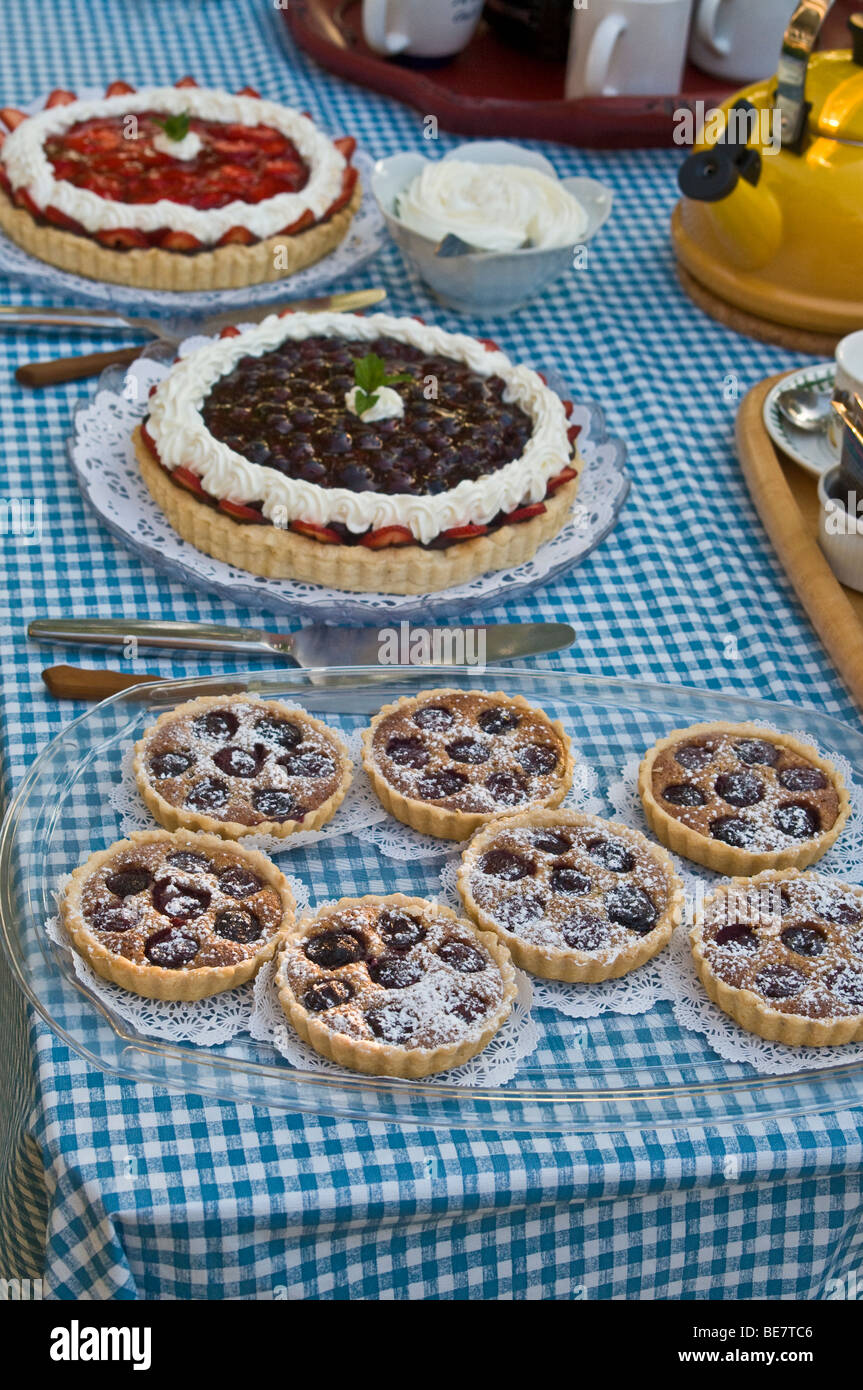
left=1, top=0, right=862, bottom=1301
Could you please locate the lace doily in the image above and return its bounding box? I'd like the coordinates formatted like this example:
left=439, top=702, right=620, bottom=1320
left=248, top=948, right=538, bottom=1087
left=45, top=874, right=309, bottom=1046
left=109, top=718, right=388, bottom=855
left=606, top=727, right=863, bottom=901
left=356, top=743, right=604, bottom=861
left=437, top=853, right=675, bottom=1020
left=0, top=93, right=384, bottom=312
left=665, top=915, right=863, bottom=1076
left=68, top=350, right=628, bottom=622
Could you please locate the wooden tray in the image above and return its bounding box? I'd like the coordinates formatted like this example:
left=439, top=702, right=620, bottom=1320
left=282, top=0, right=733, bottom=148
left=282, top=0, right=860, bottom=149
left=737, top=373, right=863, bottom=710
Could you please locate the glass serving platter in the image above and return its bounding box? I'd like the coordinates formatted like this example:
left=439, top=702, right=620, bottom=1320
left=3, top=664, right=863, bottom=1134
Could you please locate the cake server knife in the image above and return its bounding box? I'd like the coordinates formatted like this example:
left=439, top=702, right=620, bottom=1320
left=12, top=287, right=387, bottom=387
left=29, top=619, right=575, bottom=667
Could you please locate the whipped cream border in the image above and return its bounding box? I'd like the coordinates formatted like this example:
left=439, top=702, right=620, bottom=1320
left=0, top=87, right=345, bottom=244
left=146, top=312, right=573, bottom=544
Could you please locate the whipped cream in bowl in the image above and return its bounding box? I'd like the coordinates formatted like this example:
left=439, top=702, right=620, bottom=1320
left=371, top=140, right=613, bottom=314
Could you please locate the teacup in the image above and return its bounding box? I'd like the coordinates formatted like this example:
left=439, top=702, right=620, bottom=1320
left=362, top=0, right=484, bottom=60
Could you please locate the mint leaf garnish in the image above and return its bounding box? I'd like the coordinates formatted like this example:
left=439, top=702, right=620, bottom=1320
left=154, top=111, right=191, bottom=142
left=352, top=352, right=411, bottom=415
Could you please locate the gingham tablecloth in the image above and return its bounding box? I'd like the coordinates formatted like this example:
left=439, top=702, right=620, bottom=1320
left=1, top=0, right=862, bottom=1302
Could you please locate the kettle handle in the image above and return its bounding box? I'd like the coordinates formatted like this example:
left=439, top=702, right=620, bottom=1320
left=776, top=0, right=834, bottom=150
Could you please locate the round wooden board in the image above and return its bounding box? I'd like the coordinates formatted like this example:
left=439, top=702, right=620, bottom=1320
left=736, top=373, right=863, bottom=710
left=676, top=265, right=842, bottom=356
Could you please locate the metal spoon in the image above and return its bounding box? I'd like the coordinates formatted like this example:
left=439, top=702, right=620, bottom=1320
left=776, top=383, right=833, bottom=434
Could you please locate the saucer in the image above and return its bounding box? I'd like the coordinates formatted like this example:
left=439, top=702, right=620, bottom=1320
left=763, top=364, right=839, bottom=478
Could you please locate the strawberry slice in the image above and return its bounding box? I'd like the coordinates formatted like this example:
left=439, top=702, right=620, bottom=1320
left=96, top=226, right=149, bottom=249
left=45, top=89, right=77, bottom=107
left=333, top=136, right=356, bottom=160
left=503, top=502, right=547, bottom=524
left=236, top=86, right=261, bottom=97
left=0, top=108, right=27, bottom=130
left=106, top=80, right=135, bottom=96
left=562, top=399, right=574, bottom=417
left=361, top=525, right=414, bottom=550
left=290, top=520, right=343, bottom=544
left=546, top=466, right=578, bottom=494
left=140, top=422, right=159, bottom=455
left=218, top=225, right=256, bottom=245
left=219, top=325, right=242, bottom=338
left=12, top=188, right=42, bottom=217
left=157, top=230, right=202, bottom=252
left=567, top=424, right=582, bottom=444
left=322, top=165, right=358, bottom=219
left=219, top=498, right=267, bottom=524
left=280, top=209, right=315, bottom=235
left=537, top=371, right=548, bottom=384
left=175, top=76, right=198, bottom=88
left=148, top=383, right=159, bottom=399
left=172, top=466, right=205, bottom=497
left=441, top=523, right=488, bottom=541
left=479, top=338, right=500, bottom=352
left=44, top=204, right=83, bottom=233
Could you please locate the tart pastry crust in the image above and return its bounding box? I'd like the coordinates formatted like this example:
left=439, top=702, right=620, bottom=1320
left=0, top=182, right=360, bottom=290
left=133, top=693, right=352, bottom=839
left=60, top=829, right=295, bottom=1000
left=276, top=893, right=517, bottom=1077
left=134, top=425, right=580, bottom=593
left=458, top=808, right=684, bottom=981
left=691, top=868, right=863, bottom=1046
left=638, top=721, right=849, bottom=875
left=361, top=689, right=574, bottom=840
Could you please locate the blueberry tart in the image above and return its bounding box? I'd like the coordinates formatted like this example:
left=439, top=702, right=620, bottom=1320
left=691, top=869, right=863, bottom=1046
left=134, top=310, right=582, bottom=593
left=458, top=809, right=683, bottom=981
left=361, top=689, right=574, bottom=840
left=639, top=722, right=849, bottom=875
left=0, top=81, right=359, bottom=289
left=276, top=893, right=516, bottom=1077
left=133, top=694, right=352, bottom=839
left=60, top=830, right=295, bottom=1000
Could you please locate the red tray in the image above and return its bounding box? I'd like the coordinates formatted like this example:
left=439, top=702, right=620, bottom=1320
left=282, top=0, right=858, bottom=149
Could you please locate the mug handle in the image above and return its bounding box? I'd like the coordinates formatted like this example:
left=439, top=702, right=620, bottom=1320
left=695, top=0, right=732, bottom=57
left=362, top=0, right=410, bottom=55
left=583, top=14, right=628, bottom=98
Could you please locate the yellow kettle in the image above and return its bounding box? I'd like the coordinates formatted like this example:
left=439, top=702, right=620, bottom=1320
left=673, top=0, right=863, bottom=336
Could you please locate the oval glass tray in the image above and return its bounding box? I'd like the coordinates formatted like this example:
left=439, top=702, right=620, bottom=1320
left=4, top=664, right=863, bottom=1133
left=67, top=344, right=629, bottom=622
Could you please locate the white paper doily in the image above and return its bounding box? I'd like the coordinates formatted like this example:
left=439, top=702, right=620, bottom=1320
left=665, top=915, right=863, bottom=1076
left=249, top=949, right=538, bottom=1087
left=0, top=89, right=384, bottom=312
left=67, top=346, right=628, bottom=622
left=109, top=718, right=388, bottom=855
left=46, top=873, right=309, bottom=1046
left=606, top=728, right=863, bottom=900
left=437, top=852, right=676, bottom=1020
left=357, top=743, right=604, bottom=862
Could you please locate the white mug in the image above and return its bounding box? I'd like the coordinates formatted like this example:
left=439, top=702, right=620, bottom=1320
left=689, top=0, right=790, bottom=83
left=362, top=0, right=484, bottom=60
left=565, top=0, right=694, bottom=99
left=829, top=330, right=863, bottom=452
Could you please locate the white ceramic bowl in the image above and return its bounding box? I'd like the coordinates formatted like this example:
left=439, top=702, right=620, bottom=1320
left=371, top=141, right=614, bottom=315
left=818, top=465, right=863, bottom=593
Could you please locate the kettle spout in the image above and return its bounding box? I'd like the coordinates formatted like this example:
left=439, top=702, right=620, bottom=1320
left=678, top=146, right=783, bottom=271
